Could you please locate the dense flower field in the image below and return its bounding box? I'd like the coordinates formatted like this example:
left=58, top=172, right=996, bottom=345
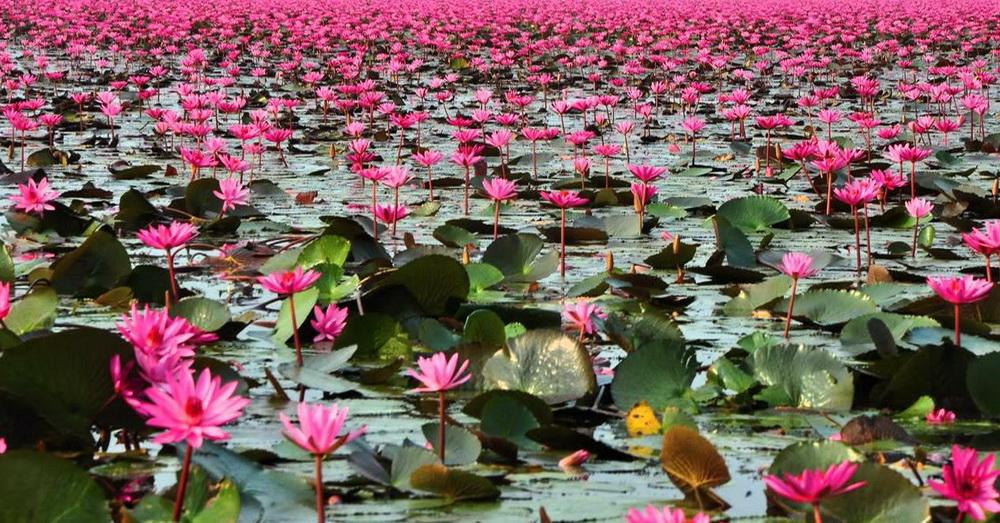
left=0, top=0, right=999, bottom=521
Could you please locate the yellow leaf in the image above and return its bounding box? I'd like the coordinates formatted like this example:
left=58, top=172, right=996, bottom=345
left=625, top=400, right=662, bottom=437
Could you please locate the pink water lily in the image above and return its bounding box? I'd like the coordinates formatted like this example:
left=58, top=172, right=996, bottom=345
left=11, top=177, right=59, bottom=215
left=764, top=461, right=866, bottom=523
left=930, top=446, right=1000, bottom=522
left=927, top=275, right=993, bottom=348
left=408, top=352, right=471, bottom=462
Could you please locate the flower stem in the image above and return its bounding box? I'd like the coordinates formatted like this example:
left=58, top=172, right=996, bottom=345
left=289, top=293, right=303, bottom=367
left=812, top=503, right=823, bottom=523
left=493, top=201, right=500, bottom=240
left=172, top=445, right=194, bottom=522
left=784, top=277, right=798, bottom=339
left=954, top=303, right=961, bottom=348
left=437, top=390, right=446, bottom=463
left=167, top=252, right=179, bottom=298
left=314, top=454, right=325, bottom=523
left=559, top=208, right=567, bottom=278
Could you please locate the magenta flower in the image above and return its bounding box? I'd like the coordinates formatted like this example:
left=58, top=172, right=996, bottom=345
left=212, top=177, right=249, bottom=214
left=279, top=401, right=366, bottom=522
left=134, top=368, right=248, bottom=520
left=681, top=116, right=706, bottom=165
left=630, top=182, right=657, bottom=222
left=627, top=164, right=667, bottom=184
left=483, top=177, right=517, bottom=239
left=776, top=252, right=820, bottom=339
left=833, top=179, right=879, bottom=275
left=764, top=461, right=866, bottom=523
left=927, top=275, right=993, bottom=347
left=260, top=267, right=321, bottom=368
left=137, top=221, right=197, bottom=298
left=962, top=221, right=1000, bottom=282
left=412, top=150, right=444, bottom=200
left=905, top=198, right=934, bottom=258
left=929, top=446, right=1000, bottom=521
left=0, top=438, right=5, bottom=454
left=258, top=267, right=321, bottom=296
left=310, top=304, right=348, bottom=343
left=408, top=352, right=471, bottom=462
left=11, top=177, right=60, bottom=215
left=373, top=203, right=410, bottom=237
left=117, top=304, right=199, bottom=359
left=926, top=408, right=956, bottom=425
left=562, top=301, right=607, bottom=340
left=558, top=449, right=592, bottom=470
left=0, top=282, right=10, bottom=322
left=625, top=506, right=710, bottom=523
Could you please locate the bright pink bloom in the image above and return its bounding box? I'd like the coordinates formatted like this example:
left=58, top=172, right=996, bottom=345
left=681, top=116, right=706, bottom=134
left=310, top=304, right=348, bottom=343
left=11, top=177, right=60, bottom=215
left=764, top=461, right=866, bottom=505
left=929, top=446, right=1000, bottom=521
left=482, top=177, right=517, bottom=201
left=373, top=203, right=411, bottom=227
left=117, top=304, right=200, bottom=359
left=212, top=178, right=250, bottom=213
left=558, top=449, right=592, bottom=469
left=926, top=408, right=956, bottom=425
left=258, top=267, right=321, bottom=295
left=625, top=506, right=710, bottom=523
left=927, top=275, right=993, bottom=305
left=279, top=402, right=366, bottom=456
left=0, top=282, right=9, bottom=321
left=905, top=198, right=933, bottom=219
left=136, top=368, right=249, bottom=448
left=628, top=164, right=667, bottom=183
left=777, top=252, right=819, bottom=279
left=0, top=438, right=5, bottom=454
left=540, top=190, right=588, bottom=208
left=562, top=301, right=607, bottom=336
left=407, top=352, right=471, bottom=393
left=137, top=222, right=198, bottom=251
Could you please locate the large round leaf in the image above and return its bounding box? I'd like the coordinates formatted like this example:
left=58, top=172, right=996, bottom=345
left=611, top=342, right=697, bottom=411
left=409, top=464, right=500, bottom=502
left=376, top=254, right=469, bottom=316
left=717, top=195, right=790, bottom=233
left=482, top=233, right=559, bottom=284
left=840, top=313, right=938, bottom=347
left=769, top=440, right=863, bottom=476
left=775, top=290, right=878, bottom=326
left=172, top=297, right=231, bottom=332
left=50, top=229, right=132, bottom=297
left=3, top=286, right=57, bottom=335
left=421, top=422, right=481, bottom=466
left=822, top=463, right=930, bottom=522
left=0, top=451, right=110, bottom=522
left=481, top=330, right=596, bottom=404
left=752, top=344, right=854, bottom=411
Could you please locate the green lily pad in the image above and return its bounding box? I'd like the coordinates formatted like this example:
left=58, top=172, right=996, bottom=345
left=271, top=287, right=319, bottom=348
left=172, top=297, right=231, bottom=332
left=0, top=451, right=109, bottom=523
left=752, top=344, right=854, bottom=411
left=389, top=446, right=439, bottom=491
left=375, top=255, right=469, bottom=316
left=3, top=286, right=57, bottom=335
left=822, top=463, right=930, bottom=522
left=840, top=313, right=938, bottom=347
left=482, top=233, right=559, bottom=284
left=717, top=195, right=790, bottom=233
left=723, top=275, right=791, bottom=316
left=481, top=329, right=596, bottom=404
left=297, top=235, right=350, bottom=269
left=611, top=342, right=697, bottom=411
left=776, top=290, right=878, bottom=325
left=50, top=229, right=132, bottom=297
left=463, top=309, right=506, bottom=348
left=421, top=422, right=482, bottom=466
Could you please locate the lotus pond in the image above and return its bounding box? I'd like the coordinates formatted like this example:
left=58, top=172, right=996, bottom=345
left=0, top=0, right=999, bottom=521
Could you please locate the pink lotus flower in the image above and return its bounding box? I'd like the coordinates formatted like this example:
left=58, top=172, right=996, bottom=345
left=926, top=408, right=956, bottom=425
left=764, top=461, right=866, bottom=522
left=280, top=401, right=366, bottom=456
left=0, top=438, right=5, bottom=454
left=137, top=222, right=198, bottom=297
left=11, top=177, right=60, bottom=215
left=136, top=368, right=249, bottom=449
left=311, top=304, right=348, bottom=343
left=562, top=301, right=607, bottom=340
left=373, top=203, right=410, bottom=236
left=483, top=177, right=517, bottom=239
left=777, top=252, right=819, bottom=338
left=0, top=282, right=10, bottom=321
left=630, top=182, right=657, bottom=221
left=541, top=190, right=588, bottom=209
left=408, top=352, right=471, bottom=393
left=930, top=446, right=1000, bottom=521
left=212, top=178, right=250, bottom=214
left=963, top=221, right=1000, bottom=282
left=927, top=275, right=993, bottom=347
left=279, top=400, right=366, bottom=522
left=625, top=506, right=710, bottom=523
left=627, top=164, right=666, bottom=184
left=558, top=449, right=591, bottom=470
left=117, top=304, right=198, bottom=359
left=906, top=198, right=934, bottom=258
left=258, top=267, right=321, bottom=296
left=409, top=352, right=470, bottom=462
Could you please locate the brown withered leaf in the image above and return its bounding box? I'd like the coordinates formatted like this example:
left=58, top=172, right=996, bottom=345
left=660, top=426, right=731, bottom=510
left=839, top=415, right=916, bottom=445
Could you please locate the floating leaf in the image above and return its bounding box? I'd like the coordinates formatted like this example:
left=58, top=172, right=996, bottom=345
left=421, top=422, right=482, bottom=466
left=172, top=297, right=231, bottom=332
left=625, top=401, right=662, bottom=437
left=481, top=330, right=596, bottom=404
left=373, top=254, right=469, bottom=316
left=752, top=344, right=853, bottom=411
left=271, top=287, right=319, bottom=348
left=463, top=309, right=506, bottom=348
left=389, top=446, right=438, bottom=491
left=50, top=229, right=132, bottom=297
left=3, top=286, right=57, bottom=335
left=840, top=313, right=938, bottom=347
left=775, top=290, right=878, bottom=325
left=717, top=195, right=790, bottom=233
left=0, top=451, right=109, bottom=523
left=968, top=352, right=1000, bottom=418
left=722, top=275, right=791, bottom=316
left=611, top=342, right=697, bottom=411
left=482, top=233, right=559, bottom=284
left=822, top=463, right=930, bottom=522
left=409, top=464, right=500, bottom=502
left=660, top=426, right=730, bottom=509
left=297, top=235, right=350, bottom=269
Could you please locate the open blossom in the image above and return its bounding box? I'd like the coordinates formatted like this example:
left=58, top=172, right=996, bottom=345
left=963, top=221, right=1000, bottom=257
left=258, top=266, right=321, bottom=295
left=0, top=438, right=5, bottom=454
left=562, top=301, right=607, bottom=336
left=137, top=221, right=198, bottom=252
left=0, top=282, right=10, bottom=321
left=905, top=198, right=934, bottom=219
left=625, top=506, right=710, bottom=523
left=627, top=164, right=667, bottom=184
left=927, top=275, right=993, bottom=305
left=540, top=190, right=588, bottom=208
left=777, top=252, right=819, bottom=279
left=926, top=408, right=956, bottom=424
left=482, top=177, right=517, bottom=201
left=279, top=402, right=366, bottom=456
left=310, top=304, right=348, bottom=343
left=373, top=203, right=410, bottom=226
left=212, top=178, right=250, bottom=212
left=930, top=446, right=1000, bottom=521
left=11, top=177, right=60, bottom=215
left=134, top=368, right=249, bottom=449
left=764, top=461, right=866, bottom=506
left=407, top=352, right=471, bottom=393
